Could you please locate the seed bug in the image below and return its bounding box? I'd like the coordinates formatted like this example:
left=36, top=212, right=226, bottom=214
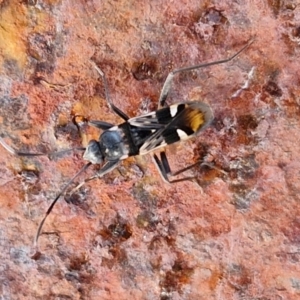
left=0, top=39, right=253, bottom=257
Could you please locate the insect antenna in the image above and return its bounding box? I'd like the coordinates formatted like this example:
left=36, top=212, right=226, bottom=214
left=0, top=136, right=85, bottom=158
left=32, top=162, right=92, bottom=259
left=0, top=135, right=90, bottom=257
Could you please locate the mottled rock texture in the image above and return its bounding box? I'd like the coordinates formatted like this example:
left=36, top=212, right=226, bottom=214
left=0, top=0, right=300, bottom=299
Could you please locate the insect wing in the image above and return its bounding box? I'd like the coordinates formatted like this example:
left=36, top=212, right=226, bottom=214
left=137, top=102, right=213, bottom=154
left=128, top=112, right=166, bottom=129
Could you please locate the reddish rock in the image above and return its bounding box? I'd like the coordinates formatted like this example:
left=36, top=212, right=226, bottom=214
left=1, top=0, right=300, bottom=299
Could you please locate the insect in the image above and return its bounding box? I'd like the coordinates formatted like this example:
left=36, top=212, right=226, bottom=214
left=0, top=39, right=253, bottom=257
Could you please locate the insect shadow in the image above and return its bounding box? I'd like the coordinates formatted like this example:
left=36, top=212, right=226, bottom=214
left=0, top=39, right=253, bottom=258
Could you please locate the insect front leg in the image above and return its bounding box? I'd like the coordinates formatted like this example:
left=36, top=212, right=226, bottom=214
left=67, top=160, right=120, bottom=195
left=73, top=115, right=115, bottom=131
left=88, top=120, right=115, bottom=130
left=153, top=151, right=201, bottom=183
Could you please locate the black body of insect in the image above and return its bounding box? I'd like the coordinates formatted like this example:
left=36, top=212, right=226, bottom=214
left=0, top=40, right=253, bottom=257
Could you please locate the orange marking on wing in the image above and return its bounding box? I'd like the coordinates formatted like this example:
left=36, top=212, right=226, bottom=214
left=184, top=108, right=205, bottom=132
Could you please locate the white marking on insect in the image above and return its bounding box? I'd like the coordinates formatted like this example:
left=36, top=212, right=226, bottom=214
left=170, top=105, right=179, bottom=117
left=176, top=129, right=189, bottom=140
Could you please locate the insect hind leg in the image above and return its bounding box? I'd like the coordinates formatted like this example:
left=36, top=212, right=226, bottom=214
left=158, top=39, right=254, bottom=109
left=153, top=151, right=201, bottom=183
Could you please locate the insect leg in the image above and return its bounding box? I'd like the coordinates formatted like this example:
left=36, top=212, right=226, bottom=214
left=32, top=162, right=92, bottom=258
left=73, top=115, right=115, bottom=131
left=68, top=160, right=120, bottom=195
left=0, top=136, right=85, bottom=159
left=88, top=120, right=115, bottom=130
left=93, top=64, right=130, bottom=121
left=158, top=39, right=254, bottom=108
left=153, top=151, right=200, bottom=183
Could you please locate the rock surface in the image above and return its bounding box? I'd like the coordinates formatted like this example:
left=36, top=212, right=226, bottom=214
left=0, top=0, right=300, bottom=299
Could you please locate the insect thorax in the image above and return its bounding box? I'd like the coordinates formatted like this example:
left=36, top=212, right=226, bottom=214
left=101, top=128, right=132, bottom=160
